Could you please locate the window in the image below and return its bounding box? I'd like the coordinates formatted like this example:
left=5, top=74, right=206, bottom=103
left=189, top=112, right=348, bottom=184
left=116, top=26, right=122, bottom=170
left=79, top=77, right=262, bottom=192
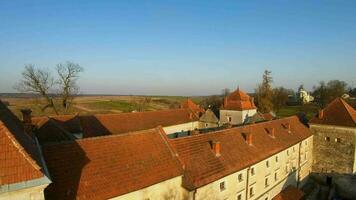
left=325, top=136, right=330, bottom=142
left=335, top=138, right=341, bottom=143
left=205, top=123, right=209, bottom=128
left=227, top=116, right=232, bottom=122
left=274, top=172, right=278, bottom=181
left=265, top=177, right=269, bottom=188
left=249, top=187, right=254, bottom=197
left=237, top=194, right=242, bottom=200
left=275, top=156, right=279, bottom=163
left=238, top=173, right=243, bottom=182
left=304, top=153, right=307, bottom=161
left=251, top=167, right=255, bottom=176
left=220, top=182, right=226, bottom=191
left=293, top=147, right=295, bottom=152
left=287, top=150, right=289, bottom=156
left=266, top=160, right=270, bottom=168
left=305, top=140, right=308, bottom=146
left=285, top=164, right=290, bottom=173
left=265, top=198, right=268, bottom=200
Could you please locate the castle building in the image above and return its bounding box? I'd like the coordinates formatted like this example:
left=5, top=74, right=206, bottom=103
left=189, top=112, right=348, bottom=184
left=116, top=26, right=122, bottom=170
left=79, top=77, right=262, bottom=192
left=1, top=98, right=313, bottom=200
left=309, top=98, right=356, bottom=174
left=220, top=88, right=257, bottom=125
left=42, top=116, right=312, bottom=200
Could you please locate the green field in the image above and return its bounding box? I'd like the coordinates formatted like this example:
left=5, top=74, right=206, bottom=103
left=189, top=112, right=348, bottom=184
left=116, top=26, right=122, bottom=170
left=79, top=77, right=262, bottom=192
left=276, top=104, right=319, bottom=119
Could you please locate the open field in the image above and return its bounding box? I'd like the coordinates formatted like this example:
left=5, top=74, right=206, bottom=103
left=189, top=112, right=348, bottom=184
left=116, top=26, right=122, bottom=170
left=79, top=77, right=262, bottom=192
left=0, top=95, right=204, bottom=118
left=276, top=104, right=319, bottom=119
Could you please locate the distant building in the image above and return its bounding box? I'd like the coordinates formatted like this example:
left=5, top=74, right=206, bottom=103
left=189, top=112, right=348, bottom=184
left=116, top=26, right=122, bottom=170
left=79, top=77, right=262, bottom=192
left=309, top=98, right=356, bottom=174
left=199, top=108, right=219, bottom=129
left=0, top=101, right=51, bottom=200
left=220, top=88, right=257, bottom=125
left=297, top=88, right=314, bottom=104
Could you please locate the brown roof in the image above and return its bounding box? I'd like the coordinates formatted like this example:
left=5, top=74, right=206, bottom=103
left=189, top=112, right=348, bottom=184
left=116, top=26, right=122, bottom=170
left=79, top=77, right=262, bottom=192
left=272, top=185, right=304, bottom=200
left=80, top=108, right=199, bottom=136
left=170, top=116, right=311, bottom=190
left=43, top=128, right=183, bottom=200
left=199, top=109, right=219, bottom=123
left=222, top=88, right=256, bottom=111
left=0, top=100, right=45, bottom=186
left=310, top=98, right=356, bottom=127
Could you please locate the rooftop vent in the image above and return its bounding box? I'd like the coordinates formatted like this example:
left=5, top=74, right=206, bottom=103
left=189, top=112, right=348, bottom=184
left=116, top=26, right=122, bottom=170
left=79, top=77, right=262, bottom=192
left=209, top=141, right=221, bottom=157
left=318, top=109, right=324, bottom=119
left=265, top=127, right=275, bottom=138
left=282, top=123, right=291, bottom=133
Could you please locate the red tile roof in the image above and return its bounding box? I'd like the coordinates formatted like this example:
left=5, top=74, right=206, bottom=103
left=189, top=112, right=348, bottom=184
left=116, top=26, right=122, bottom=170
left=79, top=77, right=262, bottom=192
left=272, top=185, right=304, bottom=200
left=43, top=128, right=183, bottom=200
left=310, top=98, right=356, bottom=127
left=0, top=100, right=45, bottom=185
left=170, top=116, right=311, bottom=189
left=222, top=88, right=256, bottom=111
left=180, top=99, right=205, bottom=115
left=261, top=113, right=275, bottom=121
left=80, top=108, right=199, bottom=136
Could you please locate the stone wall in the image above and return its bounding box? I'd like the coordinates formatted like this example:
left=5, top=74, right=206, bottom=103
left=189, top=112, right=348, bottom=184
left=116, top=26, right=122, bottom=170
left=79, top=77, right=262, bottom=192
left=310, top=124, right=356, bottom=173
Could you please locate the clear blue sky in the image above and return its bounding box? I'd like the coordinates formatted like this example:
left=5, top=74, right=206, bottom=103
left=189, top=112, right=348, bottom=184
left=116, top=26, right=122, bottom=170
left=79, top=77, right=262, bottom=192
left=0, top=0, right=355, bottom=96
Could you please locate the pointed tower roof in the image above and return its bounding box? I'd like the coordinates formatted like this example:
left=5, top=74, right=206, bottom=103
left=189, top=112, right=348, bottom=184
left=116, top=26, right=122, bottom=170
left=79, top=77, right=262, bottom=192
left=180, top=99, right=205, bottom=114
left=310, top=98, right=356, bottom=127
left=222, top=88, right=256, bottom=111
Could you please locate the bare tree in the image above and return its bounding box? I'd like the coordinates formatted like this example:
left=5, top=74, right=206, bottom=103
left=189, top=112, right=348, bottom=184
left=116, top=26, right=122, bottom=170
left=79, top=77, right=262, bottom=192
left=56, top=62, right=83, bottom=111
left=15, top=64, right=58, bottom=114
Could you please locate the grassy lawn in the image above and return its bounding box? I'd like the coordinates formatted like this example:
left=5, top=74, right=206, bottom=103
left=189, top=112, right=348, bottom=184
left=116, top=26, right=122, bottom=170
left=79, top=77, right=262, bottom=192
left=276, top=104, right=319, bottom=119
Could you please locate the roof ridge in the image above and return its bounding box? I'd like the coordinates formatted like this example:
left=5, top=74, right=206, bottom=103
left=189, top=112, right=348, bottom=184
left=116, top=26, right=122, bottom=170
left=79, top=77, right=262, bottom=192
left=44, top=127, right=160, bottom=147
left=339, top=98, right=356, bottom=123
left=0, top=121, right=42, bottom=172
left=171, top=116, right=298, bottom=141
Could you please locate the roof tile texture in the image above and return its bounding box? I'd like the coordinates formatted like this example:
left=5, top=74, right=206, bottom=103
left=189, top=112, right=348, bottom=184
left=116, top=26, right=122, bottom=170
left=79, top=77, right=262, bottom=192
left=43, top=128, right=183, bottom=200
left=310, top=98, right=356, bottom=127
left=222, top=88, right=256, bottom=111
left=170, top=116, right=311, bottom=189
left=0, top=101, right=44, bottom=185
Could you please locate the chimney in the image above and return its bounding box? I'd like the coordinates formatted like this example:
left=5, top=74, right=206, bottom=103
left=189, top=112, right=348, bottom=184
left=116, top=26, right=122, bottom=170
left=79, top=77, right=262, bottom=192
left=242, top=132, right=253, bottom=145
left=189, top=112, right=193, bottom=120
left=192, top=129, right=200, bottom=135
left=267, top=128, right=275, bottom=137
left=21, top=109, right=33, bottom=138
left=318, top=110, right=324, bottom=119
left=212, top=141, right=221, bottom=157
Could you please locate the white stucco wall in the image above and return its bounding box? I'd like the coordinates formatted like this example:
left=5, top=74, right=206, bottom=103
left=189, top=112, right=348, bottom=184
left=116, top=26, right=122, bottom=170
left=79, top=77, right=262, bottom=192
left=0, top=184, right=48, bottom=200
left=111, top=176, right=189, bottom=200
left=220, top=109, right=257, bottom=125
left=163, top=121, right=200, bottom=134
left=191, top=136, right=313, bottom=200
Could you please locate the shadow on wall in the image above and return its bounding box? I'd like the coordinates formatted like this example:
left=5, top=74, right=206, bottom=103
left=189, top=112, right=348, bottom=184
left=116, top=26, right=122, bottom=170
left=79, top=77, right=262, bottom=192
left=43, top=141, right=89, bottom=200
left=275, top=170, right=301, bottom=200
left=310, top=172, right=356, bottom=200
